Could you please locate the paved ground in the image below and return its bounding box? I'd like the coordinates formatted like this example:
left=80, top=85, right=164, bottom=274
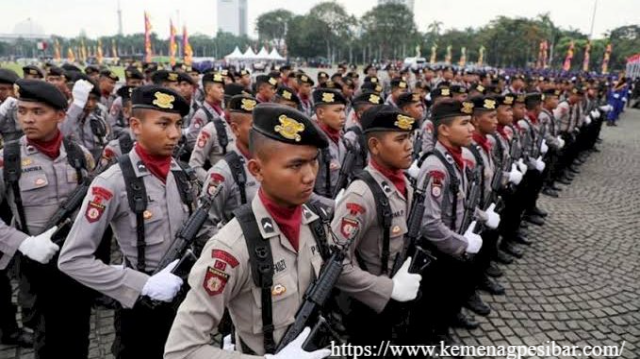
left=1, top=109, right=639, bottom=359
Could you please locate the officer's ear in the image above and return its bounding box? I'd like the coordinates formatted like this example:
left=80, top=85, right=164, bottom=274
left=129, top=116, right=143, bottom=137
left=366, top=132, right=383, bottom=156
left=54, top=109, right=67, bottom=124
left=247, top=158, right=263, bottom=183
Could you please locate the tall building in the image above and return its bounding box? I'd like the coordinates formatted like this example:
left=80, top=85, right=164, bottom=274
left=378, top=0, right=415, bottom=12
left=217, top=0, right=248, bottom=36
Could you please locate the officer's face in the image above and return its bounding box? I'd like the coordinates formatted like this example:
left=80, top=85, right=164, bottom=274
left=84, top=94, right=98, bottom=114
left=403, top=102, right=424, bottom=121
left=496, top=106, right=513, bottom=126
left=206, top=83, right=225, bottom=102
left=100, top=76, right=116, bottom=94
left=0, top=84, right=14, bottom=101
left=440, top=116, right=474, bottom=147
left=276, top=98, right=298, bottom=109
left=47, top=75, right=66, bottom=92
left=452, top=93, right=468, bottom=102
left=179, top=82, right=194, bottom=100
left=229, top=113, right=252, bottom=147
left=512, top=104, right=526, bottom=119
left=342, top=86, right=354, bottom=98
left=240, top=74, right=251, bottom=87
left=317, top=104, right=346, bottom=131
left=369, top=131, right=413, bottom=170
left=17, top=101, right=65, bottom=141
left=473, top=110, right=498, bottom=135
left=163, top=81, right=181, bottom=92
left=131, top=110, right=183, bottom=156
left=248, top=142, right=319, bottom=207
left=126, top=78, right=143, bottom=87
left=260, top=84, right=276, bottom=100
left=298, top=83, right=312, bottom=96
left=545, top=97, right=559, bottom=110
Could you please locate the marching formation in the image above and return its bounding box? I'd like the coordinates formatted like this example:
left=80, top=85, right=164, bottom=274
left=0, top=60, right=625, bottom=359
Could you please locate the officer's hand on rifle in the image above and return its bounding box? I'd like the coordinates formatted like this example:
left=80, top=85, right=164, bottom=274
left=517, top=159, right=527, bottom=174
left=508, top=164, right=523, bottom=185
left=464, top=221, right=482, bottom=254
left=540, top=139, right=549, bottom=155
left=18, top=227, right=59, bottom=264
left=141, top=259, right=183, bottom=302
left=531, top=156, right=545, bottom=172
left=390, top=257, right=422, bottom=302
left=0, top=97, right=17, bottom=117
left=222, top=334, right=235, bottom=351
left=557, top=136, right=565, bottom=150
left=483, top=203, right=501, bottom=229
left=407, top=159, right=420, bottom=180
left=590, top=109, right=600, bottom=120
left=265, top=327, right=331, bottom=359
left=599, top=104, right=613, bottom=113
left=72, top=79, right=94, bottom=109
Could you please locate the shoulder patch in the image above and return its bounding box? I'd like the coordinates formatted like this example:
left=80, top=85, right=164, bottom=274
left=339, top=216, right=360, bottom=241
left=85, top=197, right=106, bottom=223
left=91, top=186, right=113, bottom=201
left=346, top=202, right=366, bottom=216
left=197, top=130, right=211, bottom=149
left=203, top=266, right=229, bottom=296
left=211, top=249, right=239, bottom=268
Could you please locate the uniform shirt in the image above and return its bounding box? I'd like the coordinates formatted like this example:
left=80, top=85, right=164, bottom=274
left=186, top=100, right=227, bottom=149
left=419, top=118, right=436, bottom=155
left=58, top=149, right=195, bottom=308
left=553, top=101, right=576, bottom=133
left=0, top=103, right=22, bottom=143
left=417, top=141, right=476, bottom=257
left=0, top=136, right=94, bottom=269
left=164, top=195, right=325, bottom=359
left=200, top=143, right=259, bottom=237
left=538, top=109, right=562, bottom=149
left=330, top=165, right=411, bottom=313
left=298, top=94, right=313, bottom=118
left=61, top=103, right=113, bottom=161
left=517, top=115, right=541, bottom=158
left=107, top=96, right=127, bottom=138
left=469, top=136, right=496, bottom=207
left=97, top=130, right=135, bottom=169
left=314, top=134, right=346, bottom=199
left=187, top=104, right=235, bottom=182
left=100, top=93, right=116, bottom=111
left=343, top=121, right=368, bottom=174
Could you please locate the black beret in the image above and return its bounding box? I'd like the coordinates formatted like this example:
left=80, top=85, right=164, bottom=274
left=100, top=69, right=119, bottom=82
left=397, top=92, right=423, bottom=108
left=151, top=70, right=179, bottom=84
left=124, top=67, right=144, bottom=80
left=202, top=72, right=225, bottom=84
left=0, top=69, right=19, bottom=84
left=255, top=75, right=278, bottom=88
left=360, top=105, right=417, bottom=133
left=542, top=88, right=562, bottom=97
left=22, top=65, right=44, bottom=78
left=276, top=86, right=301, bottom=105
left=61, top=63, right=82, bottom=73
left=177, top=72, right=195, bottom=85
left=172, top=62, right=186, bottom=71
left=450, top=85, right=468, bottom=95
left=486, top=85, right=502, bottom=95
left=312, top=89, right=346, bottom=106
left=225, top=83, right=250, bottom=98
left=252, top=103, right=328, bottom=149
left=352, top=91, right=383, bottom=106
left=346, top=71, right=359, bottom=79
left=267, top=71, right=281, bottom=79
left=469, top=83, right=487, bottom=95
left=47, top=66, right=66, bottom=77
left=317, top=71, right=329, bottom=80
left=116, top=85, right=135, bottom=101
left=570, top=86, right=585, bottom=95
left=131, top=85, right=189, bottom=117
left=238, top=69, right=251, bottom=77
left=363, top=75, right=379, bottom=84
left=524, top=93, right=543, bottom=106
left=143, top=62, right=159, bottom=73
left=514, top=93, right=527, bottom=104
left=361, top=82, right=383, bottom=94
left=496, top=94, right=515, bottom=106
left=14, top=79, right=68, bottom=110
left=363, top=64, right=375, bottom=73
left=220, top=69, right=235, bottom=82
left=390, top=78, right=408, bottom=90
left=341, top=77, right=355, bottom=89
left=431, top=99, right=474, bottom=123
left=471, top=96, right=497, bottom=112
left=228, top=94, right=257, bottom=114
left=84, top=65, right=100, bottom=75
left=279, top=65, right=292, bottom=72
left=317, top=80, right=337, bottom=89
left=296, top=73, right=314, bottom=86
left=430, top=87, right=452, bottom=100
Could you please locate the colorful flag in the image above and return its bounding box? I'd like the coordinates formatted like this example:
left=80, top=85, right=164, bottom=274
left=97, top=39, right=104, bottom=65
left=429, top=44, right=437, bottom=64
left=563, top=40, right=574, bottom=72
left=144, top=11, right=153, bottom=63
left=111, top=39, right=118, bottom=59
left=445, top=45, right=452, bottom=65
left=478, top=46, right=485, bottom=66
left=54, top=39, right=61, bottom=62
left=541, top=41, right=549, bottom=69
left=458, top=47, right=466, bottom=68
left=583, top=41, right=591, bottom=72
left=80, top=39, right=87, bottom=63
left=169, top=20, right=177, bottom=66
left=602, top=43, right=612, bottom=74
left=183, top=25, right=193, bottom=66
left=67, top=47, right=75, bottom=63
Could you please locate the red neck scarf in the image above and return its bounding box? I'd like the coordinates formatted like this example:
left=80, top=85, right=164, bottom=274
left=527, top=111, right=539, bottom=124
left=207, top=100, right=224, bottom=117
left=258, top=189, right=302, bottom=252
left=497, top=124, right=508, bottom=140
left=27, top=130, right=63, bottom=160
left=298, top=93, right=310, bottom=102
left=472, top=132, right=492, bottom=154
left=370, top=158, right=406, bottom=198
left=318, top=122, right=341, bottom=144
left=256, top=94, right=271, bottom=103
left=134, top=143, right=172, bottom=184
left=237, top=143, right=252, bottom=160
left=440, top=141, right=465, bottom=170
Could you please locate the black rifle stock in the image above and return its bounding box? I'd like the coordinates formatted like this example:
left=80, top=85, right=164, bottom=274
left=332, top=148, right=356, bottom=198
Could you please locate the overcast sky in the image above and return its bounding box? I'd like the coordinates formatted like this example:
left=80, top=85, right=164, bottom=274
left=2, top=0, right=638, bottom=39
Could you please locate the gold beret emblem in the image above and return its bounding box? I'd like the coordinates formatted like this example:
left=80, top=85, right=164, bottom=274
left=282, top=91, right=292, bottom=100
left=321, top=92, right=335, bottom=103
left=484, top=99, right=496, bottom=110
left=369, top=94, right=381, bottom=104
left=213, top=73, right=223, bottom=82
left=13, top=84, right=20, bottom=97
left=461, top=101, right=474, bottom=114
left=301, top=75, right=308, bottom=82
left=168, top=72, right=178, bottom=82
left=275, top=115, right=305, bottom=142
left=476, top=85, right=485, bottom=92
left=394, top=114, right=415, bottom=131
left=152, top=92, right=175, bottom=109
left=441, top=88, right=451, bottom=96
left=240, top=98, right=256, bottom=112
left=268, top=77, right=278, bottom=86
left=399, top=81, right=407, bottom=89
left=504, top=96, right=514, bottom=105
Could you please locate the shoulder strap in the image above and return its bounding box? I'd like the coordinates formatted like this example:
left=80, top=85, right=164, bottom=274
left=117, top=154, right=148, bottom=273
left=304, top=200, right=331, bottom=261
left=224, top=151, right=247, bottom=205
left=212, top=119, right=229, bottom=155
left=319, top=148, right=332, bottom=197
left=467, top=144, right=485, bottom=167
left=432, top=151, right=460, bottom=231
left=3, top=141, right=28, bottom=235
left=233, top=204, right=276, bottom=354
left=355, top=171, right=393, bottom=276
left=118, top=134, right=134, bottom=155
left=490, top=133, right=504, bottom=167
left=346, top=126, right=366, bottom=162
left=172, top=168, right=195, bottom=213
left=63, top=137, right=87, bottom=184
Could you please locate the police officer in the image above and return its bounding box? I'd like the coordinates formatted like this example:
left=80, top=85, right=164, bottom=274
left=98, top=86, right=136, bottom=169
left=0, top=69, right=22, bottom=143
left=45, top=66, right=69, bottom=100
left=22, top=65, right=44, bottom=80
left=343, top=91, right=384, bottom=175
left=384, top=79, right=409, bottom=108
left=98, top=69, right=119, bottom=109
left=59, top=85, right=194, bottom=359
left=255, top=75, right=278, bottom=103
left=200, top=94, right=259, bottom=237
left=108, top=66, right=145, bottom=136
left=187, top=72, right=234, bottom=182
left=151, top=69, right=181, bottom=92
left=539, top=88, right=566, bottom=197
left=274, top=86, right=301, bottom=110
left=330, top=105, right=422, bottom=347
left=164, top=103, right=337, bottom=359
left=0, top=79, right=95, bottom=358
left=296, top=73, right=314, bottom=117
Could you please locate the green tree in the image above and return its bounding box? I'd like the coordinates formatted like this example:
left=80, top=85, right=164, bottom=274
left=255, top=9, right=294, bottom=49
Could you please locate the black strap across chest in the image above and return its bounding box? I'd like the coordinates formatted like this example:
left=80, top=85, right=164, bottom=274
left=224, top=151, right=247, bottom=205
left=202, top=106, right=228, bottom=154
left=432, top=150, right=461, bottom=231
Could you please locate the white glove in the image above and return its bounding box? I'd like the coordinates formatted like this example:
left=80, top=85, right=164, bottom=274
left=141, top=259, right=183, bottom=302
left=534, top=156, right=546, bottom=172
left=334, top=188, right=345, bottom=204
left=222, top=334, right=235, bottom=352
left=590, top=109, right=600, bottom=119
left=557, top=136, right=565, bottom=149
left=17, top=227, right=59, bottom=264
left=425, top=93, right=432, bottom=102
left=517, top=158, right=527, bottom=174
left=584, top=116, right=592, bottom=125
left=407, top=160, right=420, bottom=180
left=390, top=257, right=422, bottom=302
left=622, top=96, right=628, bottom=103
left=599, top=105, right=613, bottom=112
left=540, top=139, right=549, bottom=154
left=0, top=97, right=17, bottom=117
left=508, top=164, right=523, bottom=185
left=72, top=79, right=94, bottom=108
left=613, top=93, right=620, bottom=99
left=463, top=221, right=483, bottom=254
left=484, top=203, right=501, bottom=229
left=265, top=327, right=331, bottom=359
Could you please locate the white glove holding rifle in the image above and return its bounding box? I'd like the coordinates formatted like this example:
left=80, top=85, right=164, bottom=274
left=18, top=227, right=59, bottom=264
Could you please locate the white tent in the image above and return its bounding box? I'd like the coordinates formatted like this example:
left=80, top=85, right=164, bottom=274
left=268, top=48, right=285, bottom=61
left=256, top=47, right=270, bottom=60
left=243, top=47, right=257, bottom=60
left=225, top=46, right=244, bottom=60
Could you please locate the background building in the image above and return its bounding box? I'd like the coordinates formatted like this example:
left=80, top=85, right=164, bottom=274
left=217, top=0, right=248, bottom=36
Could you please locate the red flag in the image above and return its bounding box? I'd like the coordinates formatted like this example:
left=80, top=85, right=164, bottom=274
left=602, top=44, right=612, bottom=74
left=582, top=41, right=591, bottom=72
left=563, top=41, right=574, bottom=72
left=183, top=25, right=193, bottom=66
left=169, top=20, right=177, bottom=66
left=144, top=11, right=153, bottom=63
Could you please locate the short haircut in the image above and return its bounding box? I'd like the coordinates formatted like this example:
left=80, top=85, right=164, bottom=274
left=249, top=129, right=278, bottom=160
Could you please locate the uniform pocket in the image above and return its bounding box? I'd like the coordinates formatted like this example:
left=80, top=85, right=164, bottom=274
left=250, top=272, right=299, bottom=334
left=127, top=203, right=165, bottom=245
